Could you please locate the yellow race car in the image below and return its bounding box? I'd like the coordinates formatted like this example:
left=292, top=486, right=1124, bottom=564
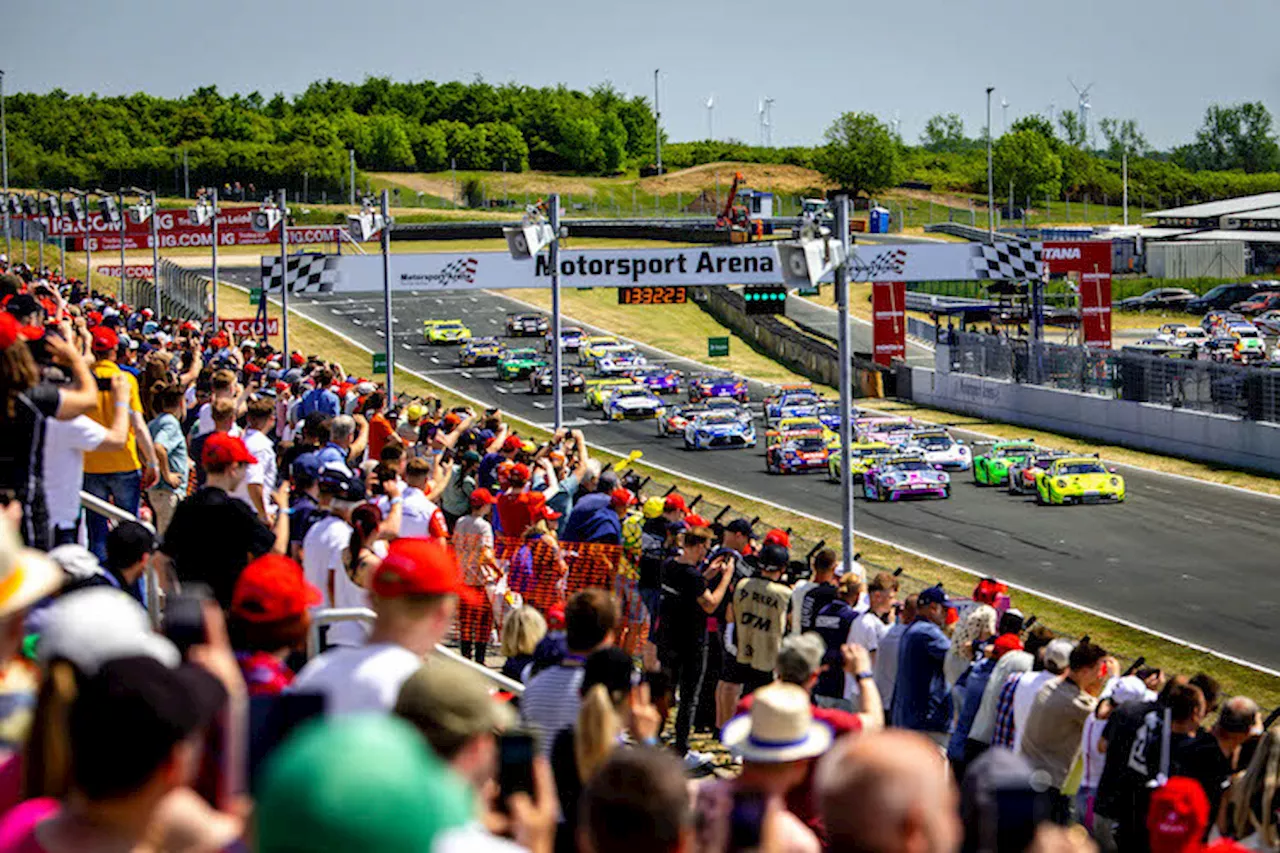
left=423, top=319, right=472, bottom=345
left=1035, top=457, right=1125, bottom=505
left=578, top=335, right=621, bottom=367
left=826, top=441, right=894, bottom=482
left=773, top=416, right=838, bottom=445
left=583, top=378, right=638, bottom=410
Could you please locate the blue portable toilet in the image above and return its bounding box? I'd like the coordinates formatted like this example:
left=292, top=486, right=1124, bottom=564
left=869, top=205, right=891, bottom=234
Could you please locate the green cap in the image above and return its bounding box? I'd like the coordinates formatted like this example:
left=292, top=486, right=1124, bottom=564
left=256, top=715, right=474, bottom=853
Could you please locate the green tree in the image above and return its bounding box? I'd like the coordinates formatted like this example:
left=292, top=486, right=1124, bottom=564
left=367, top=114, right=415, bottom=170
left=558, top=117, right=603, bottom=173
left=598, top=113, right=627, bottom=173
left=920, top=113, right=966, bottom=153
left=1058, top=111, right=1086, bottom=147
left=482, top=122, right=529, bottom=172
left=1010, top=115, right=1057, bottom=146
left=993, top=130, right=1063, bottom=200
left=411, top=123, right=449, bottom=171
left=814, top=112, right=900, bottom=196
left=1098, top=118, right=1149, bottom=159
left=1186, top=102, right=1280, bottom=173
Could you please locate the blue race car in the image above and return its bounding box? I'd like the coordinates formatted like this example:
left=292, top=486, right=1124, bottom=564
left=602, top=385, right=666, bottom=421
left=683, top=410, right=757, bottom=450
left=863, top=455, right=951, bottom=501
left=816, top=400, right=846, bottom=433
left=689, top=372, right=749, bottom=404
left=629, top=365, right=682, bottom=394
left=763, top=385, right=823, bottom=425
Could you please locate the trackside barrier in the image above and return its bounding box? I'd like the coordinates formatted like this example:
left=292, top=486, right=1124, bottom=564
left=78, top=490, right=162, bottom=628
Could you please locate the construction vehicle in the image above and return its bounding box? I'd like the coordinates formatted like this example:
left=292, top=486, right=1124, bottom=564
left=717, top=172, right=764, bottom=244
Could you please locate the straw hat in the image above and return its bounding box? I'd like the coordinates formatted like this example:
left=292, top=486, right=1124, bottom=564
left=720, top=683, right=833, bottom=763
left=0, top=522, right=61, bottom=619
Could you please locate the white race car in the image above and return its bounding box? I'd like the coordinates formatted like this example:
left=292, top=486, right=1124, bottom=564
left=683, top=410, right=757, bottom=450
left=602, top=385, right=666, bottom=420
left=902, top=429, right=971, bottom=471
left=595, top=345, right=648, bottom=376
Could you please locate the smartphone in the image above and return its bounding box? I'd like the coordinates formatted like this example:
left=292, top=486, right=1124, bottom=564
left=247, top=692, right=326, bottom=794
left=497, top=732, right=536, bottom=811
left=163, top=583, right=213, bottom=656
left=728, top=790, right=768, bottom=852
left=96, top=375, right=113, bottom=392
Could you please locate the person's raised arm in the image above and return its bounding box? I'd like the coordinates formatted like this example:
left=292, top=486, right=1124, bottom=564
left=270, top=481, right=291, bottom=554
left=347, top=414, right=369, bottom=464
left=178, top=347, right=204, bottom=388
left=48, top=335, right=98, bottom=419
left=379, top=479, right=403, bottom=540
left=569, top=429, right=589, bottom=478
left=426, top=458, right=454, bottom=502
left=842, top=643, right=884, bottom=732
left=699, top=556, right=735, bottom=613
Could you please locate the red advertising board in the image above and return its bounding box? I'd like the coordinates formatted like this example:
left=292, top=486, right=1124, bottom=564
left=220, top=317, right=280, bottom=337
left=872, top=280, right=907, bottom=366
left=1043, top=241, right=1112, bottom=349
left=95, top=265, right=154, bottom=279
left=31, top=209, right=360, bottom=251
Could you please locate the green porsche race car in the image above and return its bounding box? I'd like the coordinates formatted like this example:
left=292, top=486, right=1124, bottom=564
left=495, top=347, right=546, bottom=380
left=971, top=440, right=1039, bottom=486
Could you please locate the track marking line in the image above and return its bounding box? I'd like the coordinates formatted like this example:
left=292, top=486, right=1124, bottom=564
left=221, top=278, right=1280, bottom=679
left=430, top=357, right=439, bottom=364
left=460, top=370, right=473, bottom=378
left=533, top=402, right=547, bottom=409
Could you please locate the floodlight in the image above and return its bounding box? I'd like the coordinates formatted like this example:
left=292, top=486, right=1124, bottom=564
left=778, top=231, right=845, bottom=289
left=66, top=196, right=86, bottom=224
left=98, top=196, right=120, bottom=225
left=22, top=195, right=39, bottom=217
left=4, top=195, right=19, bottom=217
left=43, top=197, right=61, bottom=219
left=251, top=207, right=282, bottom=233
left=188, top=201, right=212, bottom=226
left=347, top=210, right=386, bottom=242
left=128, top=200, right=154, bottom=224
left=504, top=220, right=555, bottom=259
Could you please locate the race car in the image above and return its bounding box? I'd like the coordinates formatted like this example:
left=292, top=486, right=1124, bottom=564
left=765, top=430, right=830, bottom=474
left=1035, top=457, right=1125, bottom=505
left=815, top=401, right=845, bottom=433
left=458, top=337, right=504, bottom=366
left=529, top=365, right=586, bottom=395
left=1234, top=334, right=1268, bottom=364
left=901, top=429, right=971, bottom=471
left=602, top=385, right=666, bottom=421
left=768, top=416, right=836, bottom=446
left=971, top=440, right=1039, bottom=486
left=423, top=319, right=472, bottom=345
left=862, top=455, right=951, bottom=502
left=683, top=410, right=757, bottom=450
left=578, top=336, right=621, bottom=366
left=825, top=441, right=894, bottom=483
left=506, top=312, right=549, bottom=337
left=628, top=365, right=682, bottom=395
left=1007, top=449, right=1074, bottom=495
left=688, top=372, right=749, bottom=404
left=544, top=326, right=585, bottom=352
left=1155, top=324, right=1210, bottom=349
left=763, top=384, right=824, bottom=424
left=495, top=347, right=546, bottom=381
left=594, top=345, right=648, bottom=375
left=657, top=404, right=710, bottom=436
left=855, top=417, right=917, bottom=447
left=584, top=378, right=637, bottom=410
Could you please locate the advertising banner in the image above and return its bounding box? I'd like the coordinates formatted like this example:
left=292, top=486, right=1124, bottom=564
left=1044, top=241, right=1112, bottom=349
left=95, top=265, right=154, bottom=279
left=35, top=209, right=362, bottom=251
left=220, top=317, right=280, bottom=337
left=872, top=281, right=907, bottom=366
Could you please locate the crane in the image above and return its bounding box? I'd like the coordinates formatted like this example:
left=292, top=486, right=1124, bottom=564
left=716, top=171, right=761, bottom=243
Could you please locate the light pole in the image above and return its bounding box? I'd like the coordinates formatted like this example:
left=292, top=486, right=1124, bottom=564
left=654, top=69, right=662, bottom=174
left=211, top=188, right=219, bottom=327
left=549, top=193, right=563, bottom=430
left=380, top=189, right=393, bottom=398
left=833, top=192, right=856, bottom=577
left=348, top=150, right=355, bottom=206
left=1, top=69, right=9, bottom=265
left=126, top=187, right=159, bottom=311
left=1122, top=150, right=1129, bottom=226
left=986, top=86, right=995, bottom=239
left=278, top=188, right=289, bottom=359
left=68, top=189, right=93, bottom=290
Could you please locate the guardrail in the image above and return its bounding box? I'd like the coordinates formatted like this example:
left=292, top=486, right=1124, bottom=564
left=77, top=491, right=162, bottom=628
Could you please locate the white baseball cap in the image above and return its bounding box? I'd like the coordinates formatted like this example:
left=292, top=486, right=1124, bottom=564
left=38, top=587, right=179, bottom=675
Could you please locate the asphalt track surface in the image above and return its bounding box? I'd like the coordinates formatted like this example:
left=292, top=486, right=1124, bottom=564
left=216, top=267, right=1280, bottom=671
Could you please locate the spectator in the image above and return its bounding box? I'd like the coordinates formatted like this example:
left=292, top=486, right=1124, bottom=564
left=944, top=584, right=999, bottom=689
left=228, top=553, right=320, bottom=696
left=544, top=428, right=590, bottom=522
left=1, top=315, right=98, bottom=549
left=43, top=372, right=131, bottom=546
left=1146, top=776, right=1213, bottom=853
left=480, top=433, right=523, bottom=490
left=0, top=526, right=60, bottom=751
left=958, top=747, right=1065, bottom=853
left=238, top=396, right=279, bottom=523
left=947, top=632, right=1023, bottom=780
left=654, top=517, right=733, bottom=767
left=1220, top=726, right=1280, bottom=849
left=968, top=624, right=1052, bottom=758
left=157, top=433, right=287, bottom=609
left=812, top=573, right=865, bottom=712
left=579, top=748, right=693, bottom=853
left=637, top=493, right=679, bottom=669
left=874, top=592, right=917, bottom=710
left=281, top=411, right=330, bottom=477
left=192, top=367, right=241, bottom=437
left=102, top=520, right=156, bottom=603
left=455, top=487, right=500, bottom=665
left=614, top=489, right=649, bottom=658
left=255, top=716, right=476, bottom=853
left=551, top=647, right=662, bottom=853
left=301, top=465, right=370, bottom=648
left=501, top=605, right=548, bottom=685
left=287, top=454, right=323, bottom=561
left=789, top=548, right=836, bottom=635
left=363, top=391, right=393, bottom=459
left=188, top=397, right=238, bottom=490
left=851, top=571, right=898, bottom=665
left=296, top=367, right=340, bottom=418
left=317, top=413, right=366, bottom=473
left=1076, top=675, right=1152, bottom=838
left=292, top=536, right=472, bottom=714
left=521, top=588, right=618, bottom=758
left=707, top=520, right=757, bottom=728
left=560, top=484, right=632, bottom=546
left=1020, top=640, right=1112, bottom=817
left=1172, top=696, right=1260, bottom=832
left=720, top=541, right=791, bottom=706
left=1008, top=637, right=1077, bottom=753
left=440, top=449, right=481, bottom=530
left=144, top=379, right=188, bottom=535
left=817, top=730, right=962, bottom=853
left=889, top=584, right=953, bottom=743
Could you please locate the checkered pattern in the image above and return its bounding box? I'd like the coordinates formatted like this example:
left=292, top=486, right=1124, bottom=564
left=440, top=257, right=478, bottom=283
left=848, top=247, right=909, bottom=281
left=990, top=672, right=1022, bottom=748
left=969, top=240, right=1043, bottom=280
left=260, top=253, right=338, bottom=293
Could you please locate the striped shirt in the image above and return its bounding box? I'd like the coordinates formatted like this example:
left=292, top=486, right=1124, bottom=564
left=991, top=673, right=1022, bottom=749
left=519, top=660, right=585, bottom=758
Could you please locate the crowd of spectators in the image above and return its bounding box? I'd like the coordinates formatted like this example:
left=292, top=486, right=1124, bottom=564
left=0, top=253, right=1276, bottom=853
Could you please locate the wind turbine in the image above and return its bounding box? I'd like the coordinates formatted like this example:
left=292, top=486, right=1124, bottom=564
left=1000, top=97, right=1009, bottom=134
left=891, top=110, right=901, bottom=137
left=705, top=94, right=715, bottom=141
left=758, top=97, right=775, bottom=147
left=1069, top=78, right=1094, bottom=145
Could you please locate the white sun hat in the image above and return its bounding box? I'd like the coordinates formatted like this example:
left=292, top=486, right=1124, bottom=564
left=720, top=682, right=834, bottom=763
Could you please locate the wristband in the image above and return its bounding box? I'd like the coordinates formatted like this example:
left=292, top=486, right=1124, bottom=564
left=855, top=671, right=874, bottom=681
left=389, top=497, right=404, bottom=506
left=641, top=736, right=659, bottom=747
left=114, top=400, right=130, bottom=409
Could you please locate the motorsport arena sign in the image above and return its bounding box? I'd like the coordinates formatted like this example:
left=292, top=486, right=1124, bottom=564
left=261, top=242, right=1047, bottom=295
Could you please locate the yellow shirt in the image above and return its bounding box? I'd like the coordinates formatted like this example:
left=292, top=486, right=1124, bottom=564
left=83, top=360, right=142, bottom=474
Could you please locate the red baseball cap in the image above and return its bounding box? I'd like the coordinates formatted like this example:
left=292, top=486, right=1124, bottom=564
left=469, top=487, right=498, bottom=507
left=663, top=494, right=688, bottom=513
left=290, top=352, right=305, bottom=366
left=90, top=325, right=119, bottom=352
left=1147, top=777, right=1209, bottom=853
left=210, top=334, right=229, bottom=349
left=231, top=554, right=322, bottom=623
left=202, top=432, right=258, bottom=468
left=763, top=528, right=791, bottom=550
left=502, top=435, right=523, bottom=453
left=273, top=380, right=289, bottom=393
left=546, top=603, right=566, bottom=630
left=0, top=313, right=44, bottom=350
left=442, top=412, right=461, bottom=430
left=684, top=513, right=710, bottom=528
left=244, top=363, right=263, bottom=375
left=508, top=463, right=531, bottom=486
left=371, top=538, right=482, bottom=604
left=87, top=310, right=104, bottom=326
left=610, top=488, right=638, bottom=508
left=992, top=633, right=1024, bottom=659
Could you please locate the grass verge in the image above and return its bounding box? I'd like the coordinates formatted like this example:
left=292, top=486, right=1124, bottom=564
left=218, top=275, right=1280, bottom=707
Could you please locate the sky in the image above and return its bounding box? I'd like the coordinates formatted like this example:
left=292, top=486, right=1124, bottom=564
left=3, top=0, right=1278, bottom=151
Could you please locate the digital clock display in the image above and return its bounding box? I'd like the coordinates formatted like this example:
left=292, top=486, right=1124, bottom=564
left=617, top=286, right=689, bottom=306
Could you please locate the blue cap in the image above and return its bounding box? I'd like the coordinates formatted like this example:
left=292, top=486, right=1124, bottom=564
left=917, top=585, right=950, bottom=607
left=475, top=429, right=495, bottom=444
left=291, top=453, right=322, bottom=485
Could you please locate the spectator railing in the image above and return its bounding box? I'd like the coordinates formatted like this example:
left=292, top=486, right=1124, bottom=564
left=152, top=258, right=210, bottom=320
left=78, top=490, right=162, bottom=628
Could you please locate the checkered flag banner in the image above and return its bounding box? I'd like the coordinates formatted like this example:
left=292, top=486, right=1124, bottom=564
left=260, top=253, right=340, bottom=293
left=968, top=240, right=1043, bottom=280
left=848, top=247, right=909, bottom=282
left=439, top=257, right=478, bottom=283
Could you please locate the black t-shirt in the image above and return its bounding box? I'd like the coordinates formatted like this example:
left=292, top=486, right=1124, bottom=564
left=1172, top=732, right=1233, bottom=833
left=280, top=440, right=319, bottom=481
left=550, top=729, right=583, bottom=853
left=637, top=517, right=668, bottom=590
left=1, top=384, right=60, bottom=549
left=657, top=558, right=708, bottom=653
left=1096, top=699, right=1164, bottom=849
left=160, top=486, right=276, bottom=608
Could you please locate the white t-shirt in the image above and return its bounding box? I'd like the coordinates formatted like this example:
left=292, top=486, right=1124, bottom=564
left=833, top=611, right=891, bottom=703
left=193, top=401, right=242, bottom=440
left=235, top=428, right=279, bottom=515
left=1011, top=670, right=1059, bottom=754
left=43, top=416, right=107, bottom=529
left=302, top=514, right=369, bottom=646
left=289, top=643, right=423, bottom=716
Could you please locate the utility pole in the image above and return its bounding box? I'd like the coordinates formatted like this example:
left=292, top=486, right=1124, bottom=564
left=380, top=189, right=394, bottom=400
left=348, top=149, right=355, bottom=206
left=118, top=189, right=127, bottom=299
left=150, top=191, right=160, bottom=312
left=183, top=148, right=190, bottom=199
left=654, top=69, right=662, bottom=174
left=833, top=192, right=856, bottom=578
left=1122, top=151, right=1129, bottom=226
left=211, top=187, right=220, bottom=329
left=549, top=193, right=563, bottom=430
left=986, top=87, right=995, bottom=239
left=1, top=69, right=9, bottom=264
left=278, top=188, right=289, bottom=359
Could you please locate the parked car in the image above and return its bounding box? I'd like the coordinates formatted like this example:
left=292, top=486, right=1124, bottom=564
left=1231, top=291, right=1280, bottom=315
left=1115, top=287, right=1197, bottom=312
left=1186, top=283, right=1270, bottom=314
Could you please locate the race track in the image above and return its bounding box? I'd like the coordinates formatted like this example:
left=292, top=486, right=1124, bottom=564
left=215, top=267, right=1280, bottom=671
